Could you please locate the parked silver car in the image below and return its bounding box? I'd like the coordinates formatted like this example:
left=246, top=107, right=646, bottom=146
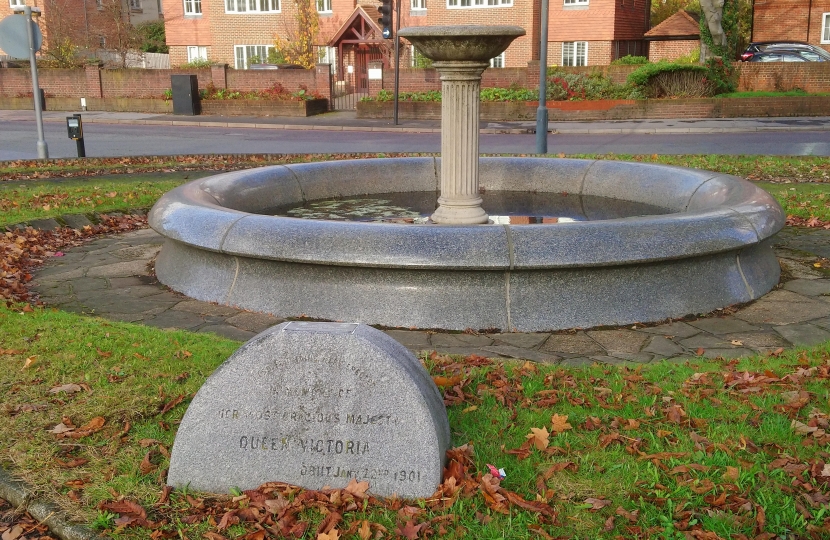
left=748, top=49, right=828, bottom=62
left=741, top=41, right=830, bottom=61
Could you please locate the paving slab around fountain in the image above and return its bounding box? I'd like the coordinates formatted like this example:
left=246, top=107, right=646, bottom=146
left=29, top=226, right=830, bottom=361
left=147, top=157, right=785, bottom=332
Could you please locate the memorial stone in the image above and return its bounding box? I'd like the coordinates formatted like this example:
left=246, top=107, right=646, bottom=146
left=167, top=322, right=451, bottom=498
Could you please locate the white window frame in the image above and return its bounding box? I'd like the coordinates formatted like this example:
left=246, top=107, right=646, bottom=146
left=235, top=44, right=274, bottom=69
left=129, top=0, right=142, bottom=9
left=187, top=46, right=208, bottom=62
left=447, top=0, right=512, bottom=8
left=316, top=0, right=331, bottom=12
left=225, top=0, right=279, bottom=13
left=184, top=0, right=202, bottom=15
left=823, top=13, right=830, bottom=43
left=562, top=41, right=588, bottom=66
left=411, top=0, right=426, bottom=9
left=489, top=52, right=505, bottom=68
left=564, top=0, right=588, bottom=4
left=9, top=0, right=25, bottom=6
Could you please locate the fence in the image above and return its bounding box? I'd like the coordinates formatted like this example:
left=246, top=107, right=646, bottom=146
left=98, top=50, right=171, bottom=69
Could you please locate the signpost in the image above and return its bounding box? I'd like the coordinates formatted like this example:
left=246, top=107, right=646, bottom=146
left=0, top=8, right=48, bottom=159
left=536, top=0, right=549, bottom=154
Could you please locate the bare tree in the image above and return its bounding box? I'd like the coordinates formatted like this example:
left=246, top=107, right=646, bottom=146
left=97, top=0, right=142, bottom=67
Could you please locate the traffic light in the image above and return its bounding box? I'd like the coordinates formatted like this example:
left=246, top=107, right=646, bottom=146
left=378, top=0, right=393, bottom=39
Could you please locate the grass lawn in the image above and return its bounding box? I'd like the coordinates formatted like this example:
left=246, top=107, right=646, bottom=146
left=2, top=154, right=830, bottom=539
left=2, top=305, right=830, bottom=538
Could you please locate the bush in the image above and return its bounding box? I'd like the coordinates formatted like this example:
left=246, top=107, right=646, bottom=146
left=704, top=57, right=737, bottom=94
left=199, top=82, right=321, bottom=101
left=480, top=85, right=537, bottom=102
left=675, top=48, right=701, bottom=64
left=611, top=55, right=649, bottom=65
left=180, top=58, right=212, bottom=69
left=627, top=61, right=710, bottom=97
left=547, top=70, right=644, bottom=101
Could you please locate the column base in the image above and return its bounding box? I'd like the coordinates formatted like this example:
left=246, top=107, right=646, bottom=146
left=431, top=198, right=489, bottom=224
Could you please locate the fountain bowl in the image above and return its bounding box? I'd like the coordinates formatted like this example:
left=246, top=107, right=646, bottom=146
left=148, top=157, right=784, bottom=332
left=398, top=25, right=526, bottom=63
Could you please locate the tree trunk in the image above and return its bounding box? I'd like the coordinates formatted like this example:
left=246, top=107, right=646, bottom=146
left=700, top=0, right=727, bottom=49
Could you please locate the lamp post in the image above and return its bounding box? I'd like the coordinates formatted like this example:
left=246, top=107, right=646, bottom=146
left=14, top=6, right=48, bottom=159
left=536, top=0, right=549, bottom=154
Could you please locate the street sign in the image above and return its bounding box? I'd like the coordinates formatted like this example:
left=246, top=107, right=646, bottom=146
left=0, top=14, right=43, bottom=59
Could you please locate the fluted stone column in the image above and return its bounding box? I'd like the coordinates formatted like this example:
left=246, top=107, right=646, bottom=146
left=397, top=25, right=525, bottom=224
left=431, top=61, right=489, bottom=225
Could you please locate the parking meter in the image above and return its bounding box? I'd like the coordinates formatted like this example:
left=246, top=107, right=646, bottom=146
left=66, top=115, right=82, bottom=139
left=66, top=114, right=86, bottom=157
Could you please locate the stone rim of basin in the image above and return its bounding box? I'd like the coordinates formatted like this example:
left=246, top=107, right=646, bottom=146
left=148, top=157, right=784, bottom=270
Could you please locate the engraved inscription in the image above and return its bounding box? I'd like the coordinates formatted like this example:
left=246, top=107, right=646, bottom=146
left=298, top=465, right=422, bottom=483
left=218, top=407, right=398, bottom=426
left=237, top=435, right=369, bottom=455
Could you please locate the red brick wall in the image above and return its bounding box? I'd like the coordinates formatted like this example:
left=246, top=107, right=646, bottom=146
left=227, top=68, right=319, bottom=92
left=551, top=0, right=619, bottom=41
left=736, top=61, right=830, bottom=92
left=753, top=0, right=809, bottom=42
left=0, top=66, right=329, bottom=99
left=163, top=0, right=213, bottom=67
left=11, top=61, right=830, bottom=101
left=0, top=68, right=87, bottom=98
left=358, top=95, right=830, bottom=121
left=101, top=68, right=213, bottom=98
left=614, top=0, right=650, bottom=40
left=649, top=40, right=698, bottom=62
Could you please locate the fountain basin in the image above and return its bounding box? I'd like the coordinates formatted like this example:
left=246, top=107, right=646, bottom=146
left=148, top=157, right=784, bottom=332
left=398, top=25, right=526, bottom=63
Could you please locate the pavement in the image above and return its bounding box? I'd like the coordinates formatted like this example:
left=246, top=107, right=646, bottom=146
left=27, top=222, right=830, bottom=365
left=3, top=108, right=830, bottom=135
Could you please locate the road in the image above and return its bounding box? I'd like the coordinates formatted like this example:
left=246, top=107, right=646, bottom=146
left=3, top=118, right=830, bottom=160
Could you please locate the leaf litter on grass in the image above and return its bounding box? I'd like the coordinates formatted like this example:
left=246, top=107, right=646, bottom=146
left=4, top=157, right=830, bottom=537
left=3, top=281, right=830, bottom=538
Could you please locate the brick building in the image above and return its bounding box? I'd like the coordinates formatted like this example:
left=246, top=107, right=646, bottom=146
left=162, top=0, right=651, bottom=69
left=752, top=0, right=830, bottom=51
left=644, top=9, right=699, bottom=62
left=1, top=0, right=162, bottom=59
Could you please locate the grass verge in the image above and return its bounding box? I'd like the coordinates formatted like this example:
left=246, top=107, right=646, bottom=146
left=4, top=156, right=830, bottom=227
left=2, top=303, right=830, bottom=538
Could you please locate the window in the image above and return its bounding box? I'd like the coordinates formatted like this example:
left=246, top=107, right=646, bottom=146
left=184, top=0, right=201, bottom=15
left=411, top=0, right=426, bottom=9
left=187, top=46, right=208, bottom=62
left=489, top=52, right=504, bottom=68
left=318, top=46, right=337, bottom=72
left=129, top=0, right=142, bottom=9
left=235, top=45, right=274, bottom=68
left=447, top=0, right=511, bottom=8
left=411, top=45, right=432, bottom=67
left=562, top=41, right=587, bottom=66
left=99, top=36, right=106, bottom=47
left=564, top=0, right=588, bottom=4
left=823, top=13, right=830, bottom=43
left=316, top=0, right=331, bottom=12
left=9, top=0, right=25, bottom=6
left=226, top=0, right=279, bottom=13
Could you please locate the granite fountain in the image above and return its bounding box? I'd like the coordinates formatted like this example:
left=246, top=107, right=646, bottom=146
left=148, top=25, right=785, bottom=332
